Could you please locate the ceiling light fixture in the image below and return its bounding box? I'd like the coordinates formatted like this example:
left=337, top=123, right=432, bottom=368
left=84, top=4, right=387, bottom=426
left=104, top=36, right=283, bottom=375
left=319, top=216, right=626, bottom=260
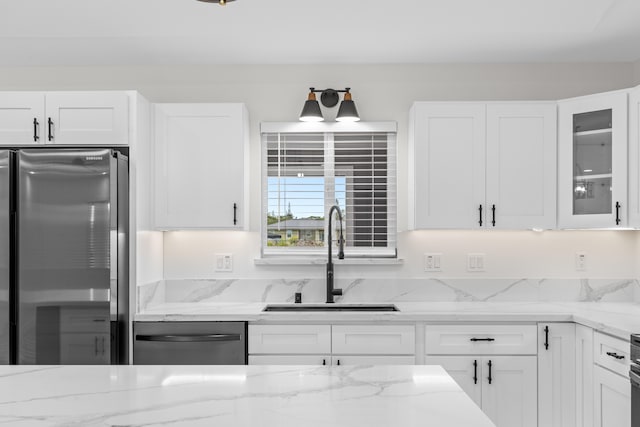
left=299, top=87, right=360, bottom=122
left=197, top=0, right=236, bottom=5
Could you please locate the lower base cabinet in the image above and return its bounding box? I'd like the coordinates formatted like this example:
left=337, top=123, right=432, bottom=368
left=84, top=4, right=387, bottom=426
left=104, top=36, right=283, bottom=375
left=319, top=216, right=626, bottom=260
left=426, top=356, right=537, bottom=427
left=593, top=365, right=631, bottom=427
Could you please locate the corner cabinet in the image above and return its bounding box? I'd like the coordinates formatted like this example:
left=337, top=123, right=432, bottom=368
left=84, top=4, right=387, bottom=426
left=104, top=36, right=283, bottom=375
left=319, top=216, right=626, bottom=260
left=153, top=103, right=249, bottom=230
left=409, top=102, right=556, bottom=229
left=558, top=91, right=628, bottom=228
left=0, top=91, right=129, bottom=145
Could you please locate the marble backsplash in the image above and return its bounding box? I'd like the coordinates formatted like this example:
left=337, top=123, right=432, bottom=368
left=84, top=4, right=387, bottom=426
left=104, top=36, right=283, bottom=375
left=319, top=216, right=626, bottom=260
left=137, top=277, right=640, bottom=312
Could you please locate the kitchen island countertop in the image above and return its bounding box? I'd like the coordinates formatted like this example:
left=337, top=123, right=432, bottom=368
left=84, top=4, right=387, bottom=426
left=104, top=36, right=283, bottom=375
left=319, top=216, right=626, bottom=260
left=0, top=364, right=495, bottom=427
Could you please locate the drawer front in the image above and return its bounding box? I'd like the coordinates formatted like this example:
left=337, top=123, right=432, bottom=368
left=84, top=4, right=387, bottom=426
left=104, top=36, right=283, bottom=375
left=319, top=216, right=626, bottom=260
left=425, top=324, right=538, bottom=355
left=249, top=324, right=331, bottom=354
left=332, top=325, right=416, bottom=355
left=594, top=332, right=630, bottom=378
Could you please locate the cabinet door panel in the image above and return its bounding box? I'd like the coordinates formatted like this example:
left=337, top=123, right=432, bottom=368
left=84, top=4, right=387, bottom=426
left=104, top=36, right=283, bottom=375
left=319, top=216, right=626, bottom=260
left=538, top=323, right=576, bottom=427
left=249, top=355, right=328, bottom=365
left=486, top=103, right=556, bottom=229
left=154, top=103, right=248, bottom=229
left=332, top=324, right=415, bottom=355
left=248, top=324, right=331, bottom=354
left=45, top=92, right=128, bottom=145
left=576, top=324, right=594, bottom=427
left=425, top=356, right=482, bottom=408
left=558, top=92, right=628, bottom=228
left=0, top=93, right=44, bottom=145
left=410, top=103, right=486, bottom=228
left=593, top=366, right=630, bottom=427
left=332, top=355, right=415, bottom=366
left=482, top=356, right=537, bottom=427
left=628, top=87, right=640, bottom=226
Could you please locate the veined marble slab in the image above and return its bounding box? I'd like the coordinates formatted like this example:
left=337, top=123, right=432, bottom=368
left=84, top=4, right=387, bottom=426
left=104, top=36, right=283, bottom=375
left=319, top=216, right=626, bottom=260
left=136, top=301, right=640, bottom=341
left=138, top=278, right=640, bottom=312
left=0, top=365, right=495, bottom=427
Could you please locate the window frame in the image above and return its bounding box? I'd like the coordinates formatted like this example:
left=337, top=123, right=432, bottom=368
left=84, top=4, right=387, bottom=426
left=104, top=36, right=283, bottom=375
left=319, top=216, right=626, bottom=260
left=260, top=121, right=398, bottom=258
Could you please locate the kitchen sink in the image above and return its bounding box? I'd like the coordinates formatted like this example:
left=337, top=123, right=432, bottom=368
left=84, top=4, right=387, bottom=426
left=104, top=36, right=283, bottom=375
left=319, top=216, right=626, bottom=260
left=262, top=303, right=399, bottom=312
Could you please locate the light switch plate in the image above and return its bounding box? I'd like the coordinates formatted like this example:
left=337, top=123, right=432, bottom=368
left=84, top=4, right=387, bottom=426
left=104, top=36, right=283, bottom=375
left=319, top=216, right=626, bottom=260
left=215, top=253, right=233, bottom=272
left=424, top=253, right=442, bottom=272
left=467, top=253, right=485, bottom=272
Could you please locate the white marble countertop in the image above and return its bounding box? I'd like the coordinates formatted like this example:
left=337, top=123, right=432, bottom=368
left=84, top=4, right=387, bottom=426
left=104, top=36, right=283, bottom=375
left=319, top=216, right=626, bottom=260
left=136, top=301, right=640, bottom=340
left=0, top=365, right=495, bottom=427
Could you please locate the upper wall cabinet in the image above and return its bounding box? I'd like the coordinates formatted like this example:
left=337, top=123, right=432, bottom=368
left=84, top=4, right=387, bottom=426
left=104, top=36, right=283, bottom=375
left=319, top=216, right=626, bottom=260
left=409, top=102, right=557, bottom=229
left=153, top=103, right=249, bottom=230
left=628, top=86, right=640, bottom=227
left=0, top=91, right=129, bottom=145
left=557, top=91, right=628, bottom=228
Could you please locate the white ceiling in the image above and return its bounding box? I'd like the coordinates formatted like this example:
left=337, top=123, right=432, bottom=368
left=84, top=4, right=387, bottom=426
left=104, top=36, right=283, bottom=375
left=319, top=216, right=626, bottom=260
left=1, top=0, right=639, bottom=66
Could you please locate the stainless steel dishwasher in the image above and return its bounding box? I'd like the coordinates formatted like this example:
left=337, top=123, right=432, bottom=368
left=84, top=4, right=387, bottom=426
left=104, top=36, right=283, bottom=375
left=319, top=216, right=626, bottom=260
left=133, top=322, right=247, bottom=365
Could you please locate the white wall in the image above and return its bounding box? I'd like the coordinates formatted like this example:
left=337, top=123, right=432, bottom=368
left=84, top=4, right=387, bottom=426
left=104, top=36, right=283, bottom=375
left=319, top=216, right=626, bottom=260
left=2, top=63, right=638, bottom=282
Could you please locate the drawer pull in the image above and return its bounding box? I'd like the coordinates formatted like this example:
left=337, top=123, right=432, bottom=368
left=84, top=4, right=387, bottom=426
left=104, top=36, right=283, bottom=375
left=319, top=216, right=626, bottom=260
left=470, top=337, right=495, bottom=342
left=487, top=360, right=493, bottom=384
left=606, top=351, right=625, bottom=360
left=544, top=325, right=549, bottom=350
left=473, top=360, right=478, bottom=384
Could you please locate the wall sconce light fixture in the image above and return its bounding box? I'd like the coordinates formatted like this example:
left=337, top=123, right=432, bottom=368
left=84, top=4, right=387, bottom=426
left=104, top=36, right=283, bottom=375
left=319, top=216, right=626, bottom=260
left=299, top=87, right=360, bottom=122
left=197, top=0, right=235, bottom=6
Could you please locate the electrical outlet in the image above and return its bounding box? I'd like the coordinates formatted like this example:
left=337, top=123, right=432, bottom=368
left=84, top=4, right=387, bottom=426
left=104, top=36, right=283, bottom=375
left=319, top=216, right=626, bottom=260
left=467, top=253, right=485, bottom=272
left=575, top=252, right=587, bottom=271
left=215, top=253, right=233, bottom=272
left=424, top=253, right=442, bottom=272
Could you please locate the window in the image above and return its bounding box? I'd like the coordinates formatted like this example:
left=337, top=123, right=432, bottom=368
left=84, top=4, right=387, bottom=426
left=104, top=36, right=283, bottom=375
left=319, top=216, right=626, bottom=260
left=262, top=122, right=397, bottom=257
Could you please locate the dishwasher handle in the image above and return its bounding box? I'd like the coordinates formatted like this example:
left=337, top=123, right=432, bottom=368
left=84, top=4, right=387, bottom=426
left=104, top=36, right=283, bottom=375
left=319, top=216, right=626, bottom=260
left=135, top=334, right=241, bottom=343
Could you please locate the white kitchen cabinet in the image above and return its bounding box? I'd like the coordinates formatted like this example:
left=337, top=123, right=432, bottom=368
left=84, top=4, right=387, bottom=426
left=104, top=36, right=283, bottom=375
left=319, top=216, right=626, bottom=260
left=409, top=103, right=486, bottom=228
left=424, top=324, right=538, bottom=355
left=593, top=365, right=631, bottom=427
left=594, top=332, right=631, bottom=378
left=0, top=93, right=44, bottom=144
left=485, top=104, right=557, bottom=229
left=576, top=324, right=594, bottom=427
left=538, top=323, right=576, bottom=427
left=409, top=102, right=556, bottom=229
left=628, top=85, right=640, bottom=227
left=248, top=355, right=329, bottom=365
left=153, top=103, right=249, bottom=230
left=248, top=324, right=415, bottom=366
left=426, top=355, right=537, bottom=427
left=248, top=324, right=331, bottom=355
left=331, top=324, right=415, bottom=355
left=0, top=91, right=129, bottom=145
left=558, top=90, right=628, bottom=228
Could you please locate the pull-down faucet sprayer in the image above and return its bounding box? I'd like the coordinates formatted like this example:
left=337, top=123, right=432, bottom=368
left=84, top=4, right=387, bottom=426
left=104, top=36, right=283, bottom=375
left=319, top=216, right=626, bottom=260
left=326, top=205, right=345, bottom=303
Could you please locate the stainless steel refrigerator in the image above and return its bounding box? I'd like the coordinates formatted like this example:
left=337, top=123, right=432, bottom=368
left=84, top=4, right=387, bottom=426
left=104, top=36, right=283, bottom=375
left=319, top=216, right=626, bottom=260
left=0, top=148, right=128, bottom=365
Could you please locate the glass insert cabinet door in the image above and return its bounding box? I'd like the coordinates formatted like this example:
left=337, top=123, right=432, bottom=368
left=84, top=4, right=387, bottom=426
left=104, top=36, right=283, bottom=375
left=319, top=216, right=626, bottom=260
left=558, top=91, right=628, bottom=228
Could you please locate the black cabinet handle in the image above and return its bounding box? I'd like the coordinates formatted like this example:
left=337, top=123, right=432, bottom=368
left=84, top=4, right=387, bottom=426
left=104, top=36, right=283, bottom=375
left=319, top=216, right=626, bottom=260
left=488, top=360, right=492, bottom=385
left=491, top=204, right=496, bottom=227
left=615, top=202, right=621, bottom=225
left=322, top=359, right=326, bottom=365
left=233, top=203, right=237, bottom=225
left=33, top=118, right=39, bottom=142
left=478, top=204, right=483, bottom=227
left=544, top=325, right=549, bottom=350
left=606, top=351, right=625, bottom=360
left=47, top=117, right=53, bottom=141
left=473, top=360, right=478, bottom=384
left=470, top=337, right=495, bottom=342
left=336, top=359, right=340, bottom=366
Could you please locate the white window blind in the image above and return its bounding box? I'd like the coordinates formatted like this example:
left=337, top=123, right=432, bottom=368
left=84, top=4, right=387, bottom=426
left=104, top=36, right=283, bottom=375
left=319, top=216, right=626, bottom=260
left=262, top=124, right=397, bottom=257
